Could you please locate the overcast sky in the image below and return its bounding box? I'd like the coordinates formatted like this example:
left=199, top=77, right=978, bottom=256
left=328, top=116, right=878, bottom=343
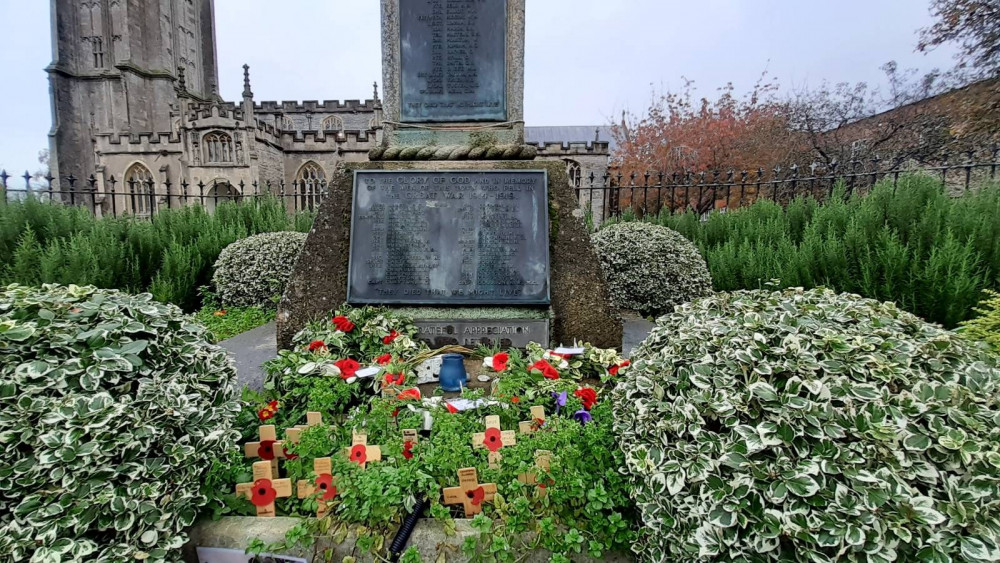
left=0, top=0, right=959, bottom=176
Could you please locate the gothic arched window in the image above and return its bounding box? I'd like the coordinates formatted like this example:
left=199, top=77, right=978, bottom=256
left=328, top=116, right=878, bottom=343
left=124, top=163, right=154, bottom=217
left=322, top=115, right=344, bottom=131
left=296, top=162, right=326, bottom=211
left=565, top=159, right=582, bottom=189
left=203, top=132, right=234, bottom=163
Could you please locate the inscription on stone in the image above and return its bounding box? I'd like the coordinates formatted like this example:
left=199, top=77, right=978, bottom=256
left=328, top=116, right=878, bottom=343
left=399, top=0, right=507, bottom=122
left=415, top=319, right=549, bottom=348
left=348, top=170, right=549, bottom=305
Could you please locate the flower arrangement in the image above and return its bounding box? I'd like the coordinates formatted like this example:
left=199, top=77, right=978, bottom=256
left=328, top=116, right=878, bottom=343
left=208, top=306, right=636, bottom=562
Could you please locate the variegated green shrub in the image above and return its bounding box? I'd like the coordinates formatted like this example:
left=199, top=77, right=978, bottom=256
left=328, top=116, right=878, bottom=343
left=212, top=231, right=307, bottom=308
left=613, top=287, right=1000, bottom=562
left=0, top=284, right=240, bottom=562
left=592, top=222, right=713, bottom=316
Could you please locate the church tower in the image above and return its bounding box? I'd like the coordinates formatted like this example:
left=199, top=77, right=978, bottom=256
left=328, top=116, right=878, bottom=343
left=47, top=0, right=220, bottom=184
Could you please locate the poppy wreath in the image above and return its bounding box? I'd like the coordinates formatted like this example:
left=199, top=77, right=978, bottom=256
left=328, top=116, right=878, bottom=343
left=315, top=474, right=337, bottom=501
left=257, top=440, right=277, bottom=461
left=350, top=444, right=368, bottom=465
left=466, top=486, right=486, bottom=506
left=483, top=428, right=503, bottom=452
left=250, top=479, right=277, bottom=507
left=529, top=360, right=560, bottom=380
left=332, top=315, right=356, bottom=333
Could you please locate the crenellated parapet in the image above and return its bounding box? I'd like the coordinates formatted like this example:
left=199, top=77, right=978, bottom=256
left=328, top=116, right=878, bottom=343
left=188, top=102, right=245, bottom=123
left=533, top=141, right=611, bottom=157
left=95, top=132, right=184, bottom=153
left=253, top=99, right=381, bottom=113
left=273, top=130, right=377, bottom=153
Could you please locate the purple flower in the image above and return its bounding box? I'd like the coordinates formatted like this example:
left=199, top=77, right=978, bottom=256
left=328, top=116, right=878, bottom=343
left=552, top=391, right=567, bottom=414
left=573, top=409, right=592, bottom=426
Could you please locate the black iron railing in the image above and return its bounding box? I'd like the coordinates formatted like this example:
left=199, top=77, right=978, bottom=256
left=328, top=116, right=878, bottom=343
left=3, top=152, right=998, bottom=224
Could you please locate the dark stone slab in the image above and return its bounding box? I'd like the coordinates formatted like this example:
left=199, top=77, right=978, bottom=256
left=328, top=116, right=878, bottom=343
left=277, top=160, right=622, bottom=351
left=348, top=170, right=549, bottom=305
left=399, top=0, right=507, bottom=122
left=415, top=318, right=549, bottom=348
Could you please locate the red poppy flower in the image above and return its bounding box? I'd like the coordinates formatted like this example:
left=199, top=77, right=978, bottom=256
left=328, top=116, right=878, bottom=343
left=332, top=315, right=355, bottom=333
left=282, top=445, right=298, bottom=461
left=257, top=440, right=277, bottom=461
left=575, top=387, right=598, bottom=410
left=511, top=396, right=520, bottom=403
left=383, top=372, right=405, bottom=386
left=335, top=358, right=360, bottom=379
left=383, top=330, right=399, bottom=344
left=529, top=360, right=560, bottom=380
left=350, top=444, right=367, bottom=465
left=483, top=427, right=503, bottom=452
left=376, top=353, right=393, bottom=365
left=467, top=486, right=486, bottom=506
left=402, top=441, right=414, bottom=460
left=308, top=340, right=327, bottom=352
left=397, top=387, right=421, bottom=401
left=315, top=474, right=337, bottom=501
left=609, top=360, right=631, bottom=376
left=490, top=352, right=509, bottom=372
left=250, top=478, right=277, bottom=507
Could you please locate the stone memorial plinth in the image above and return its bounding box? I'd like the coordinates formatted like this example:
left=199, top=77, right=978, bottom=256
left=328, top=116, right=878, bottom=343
left=277, top=160, right=621, bottom=350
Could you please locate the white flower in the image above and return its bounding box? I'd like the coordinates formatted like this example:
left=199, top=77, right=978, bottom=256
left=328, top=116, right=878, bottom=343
left=543, top=351, right=570, bottom=370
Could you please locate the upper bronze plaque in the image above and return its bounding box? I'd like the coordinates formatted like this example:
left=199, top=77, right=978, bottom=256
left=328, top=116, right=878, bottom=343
left=399, top=0, right=507, bottom=122
left=348, top=170, right=549, bottom=305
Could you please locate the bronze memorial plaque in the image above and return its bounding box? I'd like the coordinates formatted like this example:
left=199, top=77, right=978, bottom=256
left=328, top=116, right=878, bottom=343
left=399, top=0, right=507, bottom=122
left=348, top=170, right=549, bottom=305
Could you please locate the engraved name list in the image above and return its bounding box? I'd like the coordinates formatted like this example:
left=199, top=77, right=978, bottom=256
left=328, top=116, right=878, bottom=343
left=348, top=170, right=549, bottom=305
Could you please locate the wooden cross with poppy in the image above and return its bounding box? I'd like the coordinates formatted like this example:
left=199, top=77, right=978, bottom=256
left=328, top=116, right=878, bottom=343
left=471, top=415, right=516, bottom=469
left=296, top=457, right=337, bottom=518
left=517, top=450, right=554, bottom=497
left=244, top=425, right=284, bottom=478
left=346, top=430, right=382, bottom=469
left=518, top=406, right=547, bottom=434
left=401, top=428, right=418, bottom=460
left=442, top=467, right=497, bottom=517
left=282, top=411, right=324, bottom=460
left=236, top=460, right=293, bottom=517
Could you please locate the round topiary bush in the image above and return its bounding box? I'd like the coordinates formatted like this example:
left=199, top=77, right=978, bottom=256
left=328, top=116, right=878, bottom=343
left=592, top=222, right=712, bottom=316
left=0, top=284, right=239, bottom=562
left=612, top=287, right=1000, bottom=562
left=212, top=231, right=307, bottom=308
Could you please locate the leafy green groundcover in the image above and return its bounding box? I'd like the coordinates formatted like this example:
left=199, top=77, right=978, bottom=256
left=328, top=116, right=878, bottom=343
left=0, top=284, right=240, bottom=562
left=614, top=287, right=1000, bottom=562
left=193, top=305, right=275, bottom=344
left=205, top=306, right=638, bottom=561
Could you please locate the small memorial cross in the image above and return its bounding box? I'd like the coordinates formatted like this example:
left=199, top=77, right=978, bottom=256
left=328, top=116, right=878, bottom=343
left=236, top=460, right=293, bottom=517
left=518, top=450, right=553, bottom=496
left=442, top=467, right=497, bottom=517
left=472, top=415, right=516, bottom=469
left=402, top=428, right=418, bottom=460
left=283, top=411, right=324, bottom=459
left=518, top=406, right=547, bottom=434
left=297, top=457, right=337, bottom=518
left=346, top=430, right=382, bottom=469
left=244, top=425, right=283, bottom=478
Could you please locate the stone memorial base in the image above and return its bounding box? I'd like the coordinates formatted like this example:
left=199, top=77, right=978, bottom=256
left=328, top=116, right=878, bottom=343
left=277, top=160, right=622, bottom=351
